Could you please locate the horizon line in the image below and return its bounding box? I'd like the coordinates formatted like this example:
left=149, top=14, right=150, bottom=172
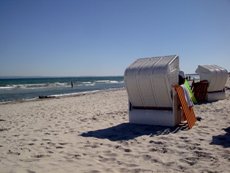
left=0, top=75, right=124, bottom=79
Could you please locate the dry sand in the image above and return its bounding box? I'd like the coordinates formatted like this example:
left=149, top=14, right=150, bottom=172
left=0, top=79, right=230, bottom=173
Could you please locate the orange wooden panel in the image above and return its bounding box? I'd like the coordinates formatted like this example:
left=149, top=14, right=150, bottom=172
left=174, top=85, right=196, bottom=129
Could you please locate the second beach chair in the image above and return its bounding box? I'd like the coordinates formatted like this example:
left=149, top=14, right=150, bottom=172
left=195, top=65, right=228, bottom=102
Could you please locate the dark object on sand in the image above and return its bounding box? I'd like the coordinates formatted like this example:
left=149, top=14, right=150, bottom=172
left=39, top=95, right=55, bottom=99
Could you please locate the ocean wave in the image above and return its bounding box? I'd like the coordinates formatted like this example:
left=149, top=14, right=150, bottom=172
left=0, top=76, right=125, bottom=103
left=110, top=80, right=124, bottom=84
left=95, top=80, right=110, bottom=83
left=76, top=82, right=95, bottom=87
left=0, top=86, right=15, bottom=90
left=82, top=82, right=92, bottom=84
left=95, top=80, right=124, bottom=84
left=0, top=79, right=125, bottom=90
left=0, top=82, right=69, bottom=90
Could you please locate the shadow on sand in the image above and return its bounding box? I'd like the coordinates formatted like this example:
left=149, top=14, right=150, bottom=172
left=211, top=127, right=230, bottom=148
left=80, top=123, right=188, bottom=141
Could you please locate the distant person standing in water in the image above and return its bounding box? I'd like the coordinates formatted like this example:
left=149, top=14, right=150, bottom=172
left=71, top=81, right=73, bottom=88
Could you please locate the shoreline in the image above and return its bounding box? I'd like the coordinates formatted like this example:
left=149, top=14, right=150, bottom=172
left=0, top=87, right=125, bottom=105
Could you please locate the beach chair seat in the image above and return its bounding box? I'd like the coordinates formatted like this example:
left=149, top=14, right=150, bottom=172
left=191, top=80, right=209, bottom=103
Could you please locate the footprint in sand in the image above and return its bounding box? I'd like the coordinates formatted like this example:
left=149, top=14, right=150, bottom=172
left=27, top=169, right=36, bottom=173
left=47, top=141, right=56, bottom=146
left=56, top=146, right=64, bottom=149
left=8, top=150, right=20, bottom=155
left=180, top=157, right=198, bottom=166
left=33, top=154, right=46, bottom=158
left=149, top=140, right=164, bottom=145
left=103, top=150, right=118, bottom=157
left=143, top=154, right=152, bottom=160
left=44, top=132, right=51, bottom=135
left=194, top=150, right=217, bottom=162
left=0, top=128, right=8, bottom=132
left=123, top=148, right=132, bottom=152
left=87, top=170, right=100, bottom=173
left=72, top=154, right=81, bottom=159
left=149, top=147, right=158, bottom=152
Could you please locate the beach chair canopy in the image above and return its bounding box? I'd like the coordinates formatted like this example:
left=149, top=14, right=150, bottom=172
left=195, top=65, right=228, bottom=92
left=124, top=55, right=179, bottom=108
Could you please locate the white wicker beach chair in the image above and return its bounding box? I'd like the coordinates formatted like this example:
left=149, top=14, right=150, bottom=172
left=124, top=55, right=181, bottom=126
left=195, top=65, right=228, bottom=101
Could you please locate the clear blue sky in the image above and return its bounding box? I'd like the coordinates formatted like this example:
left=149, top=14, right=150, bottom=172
left=0, top=0, right=229, bottom=76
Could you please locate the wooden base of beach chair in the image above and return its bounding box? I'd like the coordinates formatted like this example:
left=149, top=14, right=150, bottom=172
left=174, top=85, right=196, bottom=129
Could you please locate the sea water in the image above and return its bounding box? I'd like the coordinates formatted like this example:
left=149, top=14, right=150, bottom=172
left=0, top=76, right=124, bottom=103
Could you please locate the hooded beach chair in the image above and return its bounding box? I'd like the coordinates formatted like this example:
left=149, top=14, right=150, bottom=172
left=195, top=65, right=228, bottom=102
left=124, top=55, right=182, bottom=127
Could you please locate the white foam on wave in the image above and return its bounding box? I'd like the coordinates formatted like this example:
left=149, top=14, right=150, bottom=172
left=77, top=82, right=95, bottom=87
left=82, top=82, right=92, bottom=84
left=0, top=86, right=15, bottom=90
left=0, top=80, right=124, bottom=90
left=110, top=80, right=124, bottom=84
left=109, top=80, right=119, bottom=83
left=95, top=80, right=110, bottom=83
left=0, top=82, right=69, bottom=90
left=82, top=82, right=95, bottom=86
left=0, top=96, right=38, bottom=105
left=95, top=80, right=124, bottom=84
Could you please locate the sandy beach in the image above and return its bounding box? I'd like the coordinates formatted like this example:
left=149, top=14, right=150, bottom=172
left=0, top=78, right=230, bottom=173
